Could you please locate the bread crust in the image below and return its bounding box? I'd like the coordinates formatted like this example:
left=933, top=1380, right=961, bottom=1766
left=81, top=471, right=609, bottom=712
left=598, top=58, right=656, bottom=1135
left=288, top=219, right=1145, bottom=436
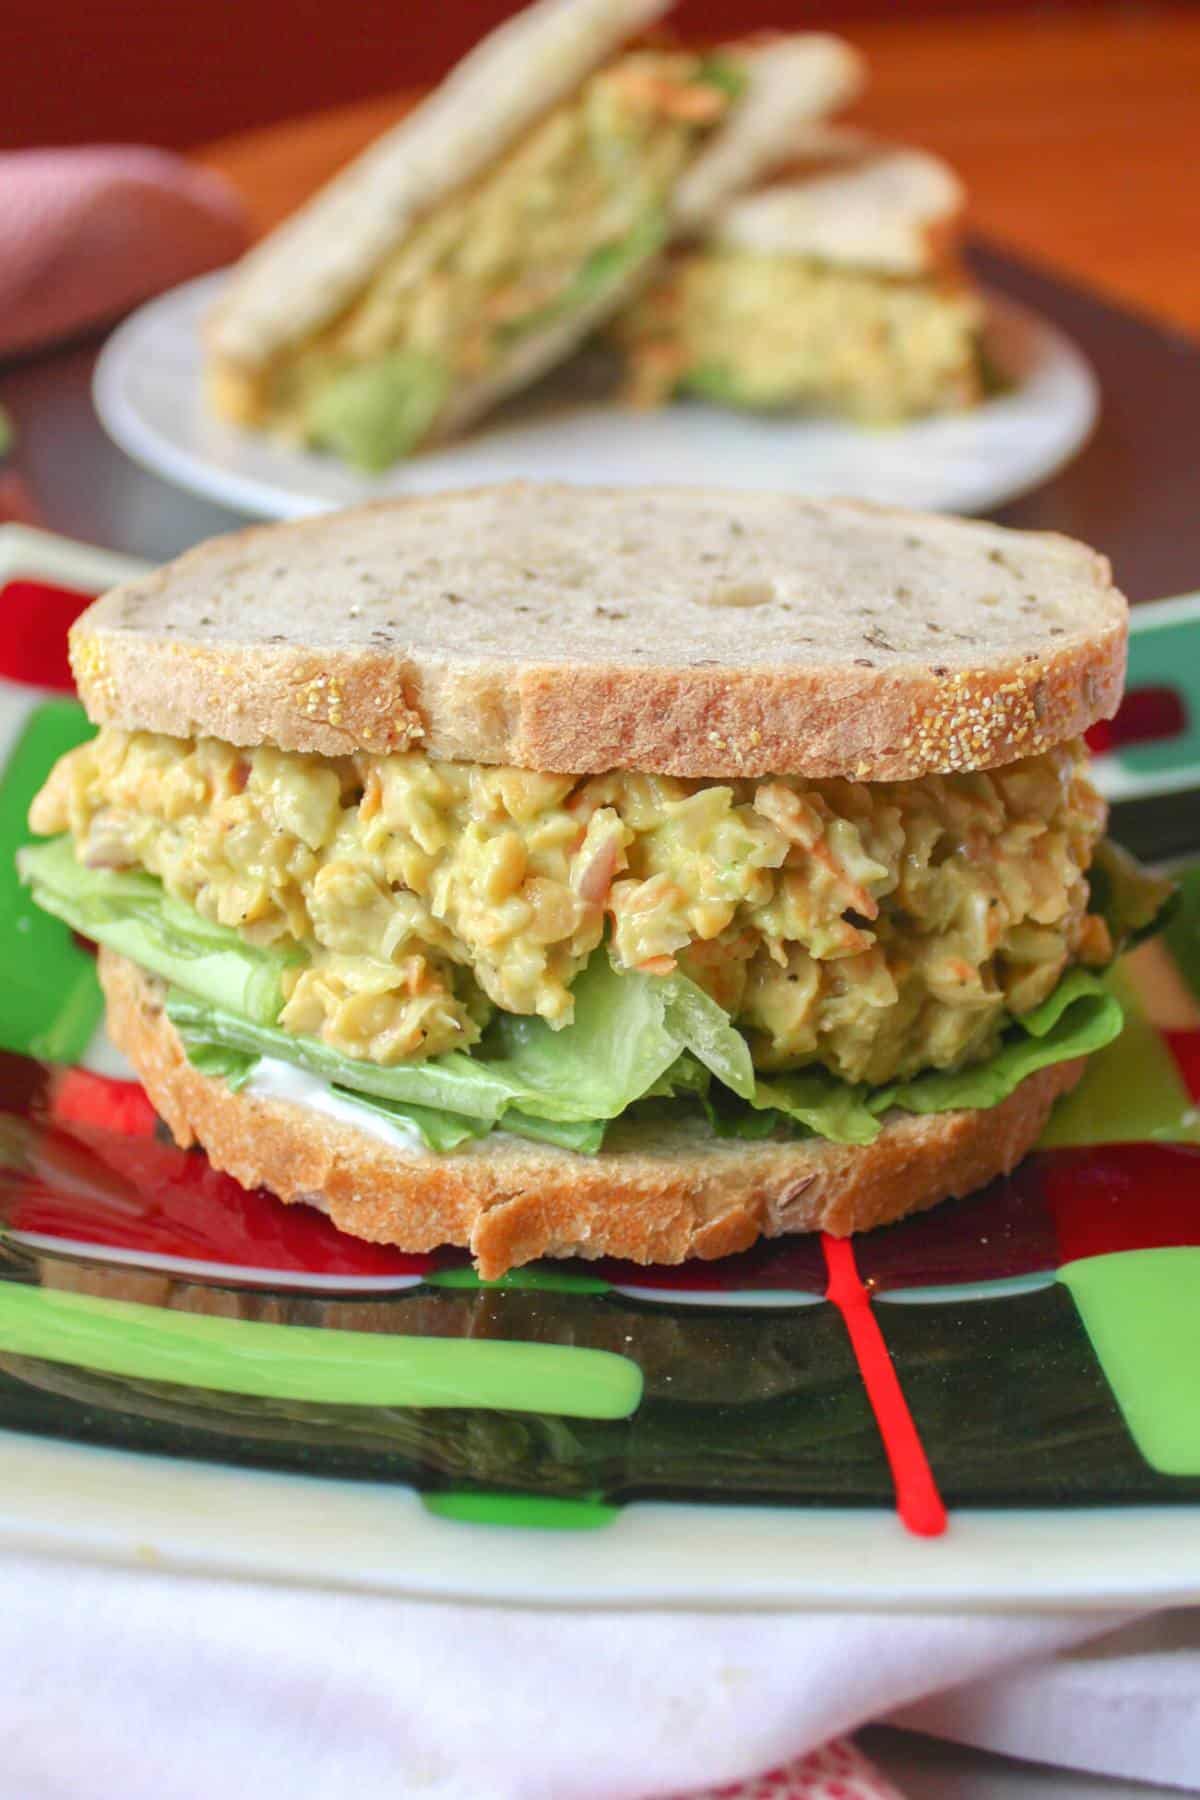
left=69, top=486, right=1126, bottom=781
left=100, top=949, right=1085, bottom=1281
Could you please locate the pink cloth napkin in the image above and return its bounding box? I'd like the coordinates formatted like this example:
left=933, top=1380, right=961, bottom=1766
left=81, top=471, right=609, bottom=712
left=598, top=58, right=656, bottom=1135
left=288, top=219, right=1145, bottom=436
left=0, top=147, right=247, bottom=359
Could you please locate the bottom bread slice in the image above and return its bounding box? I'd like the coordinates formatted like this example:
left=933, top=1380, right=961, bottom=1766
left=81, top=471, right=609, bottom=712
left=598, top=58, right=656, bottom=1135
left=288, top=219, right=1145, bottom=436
left=99, top=948, right=1084, bottom=1279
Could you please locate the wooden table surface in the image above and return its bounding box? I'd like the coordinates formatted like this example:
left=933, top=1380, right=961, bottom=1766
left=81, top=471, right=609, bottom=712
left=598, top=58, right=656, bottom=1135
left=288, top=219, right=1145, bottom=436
left=198, top=3, right=1200, bottom=337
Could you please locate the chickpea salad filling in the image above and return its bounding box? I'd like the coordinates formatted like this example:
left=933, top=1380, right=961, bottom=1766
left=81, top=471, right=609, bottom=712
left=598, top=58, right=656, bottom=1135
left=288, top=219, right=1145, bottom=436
left=617, top=251, right=984, bottom=421
left=21, top=729, right=1170, bottom=1158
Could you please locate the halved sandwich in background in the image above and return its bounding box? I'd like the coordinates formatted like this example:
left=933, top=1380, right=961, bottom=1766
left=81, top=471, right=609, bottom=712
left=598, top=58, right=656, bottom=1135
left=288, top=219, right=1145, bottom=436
left=205, top=0, right=861, bottom=469
left=19, top=485, right=1170, bottom=1278
left=617, top=127, right=985, bottom=420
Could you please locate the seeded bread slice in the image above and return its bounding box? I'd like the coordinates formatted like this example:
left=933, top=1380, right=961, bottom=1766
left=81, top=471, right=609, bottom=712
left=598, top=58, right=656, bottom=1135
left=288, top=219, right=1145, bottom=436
left=70, top=484, right=1125, bottom=781
left=100, top=949, right=1085, bottom=1281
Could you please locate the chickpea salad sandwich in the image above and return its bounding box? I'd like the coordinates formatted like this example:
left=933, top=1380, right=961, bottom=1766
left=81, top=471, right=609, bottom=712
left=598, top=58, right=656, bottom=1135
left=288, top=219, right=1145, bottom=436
left=19, top=485, right=1170, bottom=1277
left=205, top=0, right=862, bottom=468
left=618, top=127, right=985, bottom=421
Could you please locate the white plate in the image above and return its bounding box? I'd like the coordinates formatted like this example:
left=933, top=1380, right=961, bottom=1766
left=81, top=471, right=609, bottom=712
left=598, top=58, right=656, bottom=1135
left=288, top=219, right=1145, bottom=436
left=4, top=1431, right=1200, bottom=1613
left=93, top=271, right=1098, bottom=521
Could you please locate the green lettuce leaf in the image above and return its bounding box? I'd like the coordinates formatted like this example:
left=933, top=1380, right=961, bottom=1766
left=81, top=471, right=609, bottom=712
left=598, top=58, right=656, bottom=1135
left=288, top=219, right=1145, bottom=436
left=18, top=837, right=296, bottom=1026
left=871, top=968, right=1125, bottom=1118
left=680, top=361, right=766, bottom=410
left=19, top=839, right=699, bottom=1130
left=642, top=1052, right=712, bottom=1103
left=24, top=832, right=1135, bottom=1160
left=306, top=350, right=450, bottom=472
left=328, top=1088, right=488, bottom=1154
left=752, top=1068, right=881, bottom=1146
left=335, top=1084, right=607, bottom=1156
left=498, top=206, right=667, bottom=342
left=1164, top=861, right=1200, bottom=1007
left=732, top=969, right=1125, bottom=1147
left=695, top=54, right=749, bottom=100
left=173, top=1034, right=604, bottom=1156
left=183, top=1041, right=258, bottom=1092
left=332, top=1092, right=603, bottom=1156
left=167, top=990, right=519, bottom=1124
left=166, top=951, right=688, bottom=1131
left=481, top=950, right=686, bottom=1120
left=499, top=1112, right=607, bottom=1154
left=1087, top=837, right=1177, bottom=953
left=659, top=972, right=756, bottom=1099
left=705, top=1101, right=788, bottom=1144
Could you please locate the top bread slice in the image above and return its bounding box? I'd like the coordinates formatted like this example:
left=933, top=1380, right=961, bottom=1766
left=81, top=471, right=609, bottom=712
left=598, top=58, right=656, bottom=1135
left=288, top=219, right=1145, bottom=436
left=712, top=127, right=966, bottom=276
left=69, top=485, right=1127, bottom=781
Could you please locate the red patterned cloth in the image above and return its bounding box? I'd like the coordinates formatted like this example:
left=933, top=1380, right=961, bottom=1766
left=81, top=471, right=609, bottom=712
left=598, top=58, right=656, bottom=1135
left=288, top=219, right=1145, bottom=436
left=0, top=147, right=246, bottom=358
left=681, top=1739, right=904, bottom=1798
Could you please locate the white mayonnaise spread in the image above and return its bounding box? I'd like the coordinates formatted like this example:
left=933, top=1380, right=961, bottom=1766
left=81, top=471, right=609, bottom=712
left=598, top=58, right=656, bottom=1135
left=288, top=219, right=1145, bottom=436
left=245, top=1058, right=428, bottom=1154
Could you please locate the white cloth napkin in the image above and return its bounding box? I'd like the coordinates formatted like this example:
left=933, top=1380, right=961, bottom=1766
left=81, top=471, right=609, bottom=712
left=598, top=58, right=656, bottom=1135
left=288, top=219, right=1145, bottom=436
left=892, top=1609, right=1200, bottom=1792
left=5, top=1548, right=1187, bottom=1799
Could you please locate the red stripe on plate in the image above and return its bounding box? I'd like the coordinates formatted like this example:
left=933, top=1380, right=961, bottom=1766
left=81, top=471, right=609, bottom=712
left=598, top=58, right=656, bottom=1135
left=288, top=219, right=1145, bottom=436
left=822, top=1233, right=948, bottom=1539
left=0, top=580, right=95, bottom=689
left=1085, top=685, right=1188, bottom=754
left=1165, top=1029, right=1200, bottom=1104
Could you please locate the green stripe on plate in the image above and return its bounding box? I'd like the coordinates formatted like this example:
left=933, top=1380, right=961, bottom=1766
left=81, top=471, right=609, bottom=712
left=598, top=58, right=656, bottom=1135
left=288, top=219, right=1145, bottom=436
left=0, top=700, right=102, bottom=1062
left=426, top=1267, right=610, bottom=1294
left=1121, top=620, right=1200, bottom=779
left=1061, top=1248, right=1200, bottom=1475
left=0, top=1285, right=643, bottom=1418
left=422, top=1492, right=619, bottom=1531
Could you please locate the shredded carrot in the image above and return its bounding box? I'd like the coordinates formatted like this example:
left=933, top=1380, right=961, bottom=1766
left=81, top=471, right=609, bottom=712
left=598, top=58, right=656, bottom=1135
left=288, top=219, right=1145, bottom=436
left=638, top=954, right=678, bottom=975
left=611, top=71, right=727, bottom=123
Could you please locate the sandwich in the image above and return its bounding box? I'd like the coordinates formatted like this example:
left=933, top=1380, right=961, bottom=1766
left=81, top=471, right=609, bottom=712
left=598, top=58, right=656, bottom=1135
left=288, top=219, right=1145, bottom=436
left=205, top=0, right=862, bottom=469
left=616, top=127, right=985, bottom=420
left=19, top=484, right=1169, bottom=1279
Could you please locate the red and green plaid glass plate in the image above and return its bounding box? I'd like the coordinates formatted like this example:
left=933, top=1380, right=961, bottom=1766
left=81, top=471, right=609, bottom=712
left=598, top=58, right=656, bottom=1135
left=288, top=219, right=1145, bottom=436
left=1, top=524, right=1199, bottom=1609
